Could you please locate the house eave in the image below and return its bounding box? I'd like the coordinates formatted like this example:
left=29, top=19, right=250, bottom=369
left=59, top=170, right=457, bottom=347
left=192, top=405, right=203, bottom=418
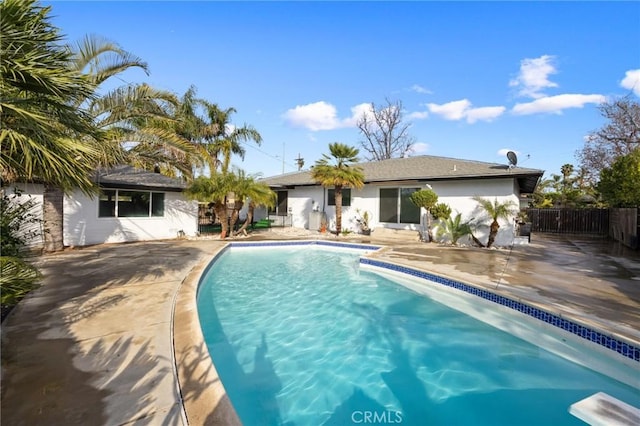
left=98, top=183, right=185, bottom=192
left=266, top=172, right=543, bottom=193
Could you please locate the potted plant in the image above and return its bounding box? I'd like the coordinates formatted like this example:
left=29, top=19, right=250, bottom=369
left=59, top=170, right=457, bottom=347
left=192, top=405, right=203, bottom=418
left=516, top=211, right=532, bottom=242
left=355, top=209, right=371, bottom=235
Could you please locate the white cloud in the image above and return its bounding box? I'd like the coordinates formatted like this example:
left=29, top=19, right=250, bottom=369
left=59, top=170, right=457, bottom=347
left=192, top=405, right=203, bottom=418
left=428, top=99, right=471, bottom=120
left=408, top=142, right=429, bottom=155
left=410, top=84, right=432, bottom=94
left=282, top=101, right=340, bottom=131
left=283, top=101, right=376, bottom=131
left=427, top=99, right=505, bottom=123
left=466, top=106, right=506, bottom=124
left=342, top=102, right=373, bottom=127
left=512, top=94, right=605, bottom=115
left=620, top=69, right=640, bottom=96
left=509, top=55, right=558, bottom=99
left=407, top=110, right=429, bottom=120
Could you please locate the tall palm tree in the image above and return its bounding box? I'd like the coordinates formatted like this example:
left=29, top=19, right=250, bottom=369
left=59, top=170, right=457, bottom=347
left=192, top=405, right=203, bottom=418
left=39, top=35, right=157, bottom=252
left=89, top=82, right=198, bottom=177
left=0, top=0, right=100, bottom=188
left=170, top=86, right=220, bottom=174
left=472, top=196, right=517, bottom=248
left=204, top=105, right=262, bottom=174
left=185, top=174, right=235, bottom=239
left=559, top=163, right=575, bottom=207
left=311, top=143, right=365, bottom=234
left=170, top=87, right=262, bottom=176
left=40, top=36, right=197, bottom=252
left=229, top=169, right=275, bottom=236
left=1, top=0, right=107, bottom=252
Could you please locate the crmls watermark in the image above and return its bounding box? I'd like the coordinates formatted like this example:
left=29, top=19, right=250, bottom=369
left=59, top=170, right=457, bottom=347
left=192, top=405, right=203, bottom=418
left=351, top=410, right=403, bottom=424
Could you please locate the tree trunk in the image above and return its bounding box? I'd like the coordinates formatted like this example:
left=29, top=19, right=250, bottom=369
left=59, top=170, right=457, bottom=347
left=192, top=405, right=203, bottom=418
left=43, top=184, right=65, bottom=252
left=426, top=209, right=433, bottom=243
left=230, top=200, right=243, bottom=236
left=487, top=220, right=500, bottom=248
left=236, top=202, right=255, bottom=235
left=335, top=186, right=342, bottom=234
left=471, top=233, right=485, bottom=248
left=213, top=202, right=229, bottom=239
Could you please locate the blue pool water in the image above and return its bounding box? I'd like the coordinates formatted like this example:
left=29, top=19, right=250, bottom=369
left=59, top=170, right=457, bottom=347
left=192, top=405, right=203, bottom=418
left=197, top=245, right=640, bottom=426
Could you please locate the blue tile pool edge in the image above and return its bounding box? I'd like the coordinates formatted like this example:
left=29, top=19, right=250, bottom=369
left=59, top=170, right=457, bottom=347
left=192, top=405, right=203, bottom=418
left=230, top=240, right=382, bottom=252
left=202, top=241, right=639, bottom=364
left=360, top=257, right=640, bottom=364
left=197, top=241, right=380, bottom=297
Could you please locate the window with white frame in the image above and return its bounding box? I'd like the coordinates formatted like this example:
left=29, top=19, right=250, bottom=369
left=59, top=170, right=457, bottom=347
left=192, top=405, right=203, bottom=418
left=99, top=189, right=165, bottom=218
left=379, top=187, right=420, bottom=224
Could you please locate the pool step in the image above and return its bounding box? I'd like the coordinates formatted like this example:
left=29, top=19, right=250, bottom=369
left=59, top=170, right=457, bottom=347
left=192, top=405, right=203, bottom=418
left=569, top=392, right=640, bottom=426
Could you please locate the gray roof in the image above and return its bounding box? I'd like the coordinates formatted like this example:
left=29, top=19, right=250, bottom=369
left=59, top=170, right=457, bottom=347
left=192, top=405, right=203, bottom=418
left=94, top=165, right=187, bottom=192
left=261, top=155, right=544, bottom=193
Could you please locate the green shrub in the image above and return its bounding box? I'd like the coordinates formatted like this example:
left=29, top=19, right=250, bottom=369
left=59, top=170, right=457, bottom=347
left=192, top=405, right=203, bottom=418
left=436, top=213, right=472, bottom=245
left=1, top=190, right=42, bottom=309
left=431, top=203, right=452, bottom=220
left=1, top=191, right=41, bottom=256
left=1, top=257, right=41, bottom=306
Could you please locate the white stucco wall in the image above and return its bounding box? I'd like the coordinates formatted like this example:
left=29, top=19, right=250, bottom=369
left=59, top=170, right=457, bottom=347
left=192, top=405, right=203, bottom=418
left=277, top=178, right=522, bottom=247
left=64, top=189, right=198, bottom=247
left=3, top=183, right=45, bottom=250
left=428, top=179, right=520, bottom=247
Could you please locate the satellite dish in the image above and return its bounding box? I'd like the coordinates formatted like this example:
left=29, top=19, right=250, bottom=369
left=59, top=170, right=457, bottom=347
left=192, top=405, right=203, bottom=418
left=507, top=151, right=518, bottom=168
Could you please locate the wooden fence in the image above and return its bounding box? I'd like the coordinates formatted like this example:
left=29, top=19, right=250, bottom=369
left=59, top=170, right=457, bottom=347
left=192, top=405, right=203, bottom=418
left=525, top=208, right=610, bottom=235
left=609, top=208, right=639, bottom=249
left=525, top=207, right=639, bottom=249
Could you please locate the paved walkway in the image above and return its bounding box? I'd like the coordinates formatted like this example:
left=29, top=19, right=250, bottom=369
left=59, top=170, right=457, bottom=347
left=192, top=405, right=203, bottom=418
left=1, top=232, right=639, bottom=425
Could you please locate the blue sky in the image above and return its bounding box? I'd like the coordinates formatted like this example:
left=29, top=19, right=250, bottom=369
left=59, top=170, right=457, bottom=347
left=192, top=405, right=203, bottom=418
left=47, top=1, right=640, bottom=179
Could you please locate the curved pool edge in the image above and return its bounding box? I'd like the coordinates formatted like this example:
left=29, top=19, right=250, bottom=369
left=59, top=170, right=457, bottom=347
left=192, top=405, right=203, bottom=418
left=172, top=243, right=242, bottom=426
left=360, top=257, right=640, bottom=365
left=173, top=240, right=639, bottom=424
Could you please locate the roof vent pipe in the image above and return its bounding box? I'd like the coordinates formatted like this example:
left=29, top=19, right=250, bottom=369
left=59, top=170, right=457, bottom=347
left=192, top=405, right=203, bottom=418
left=453, top=164, right=457, bottom=171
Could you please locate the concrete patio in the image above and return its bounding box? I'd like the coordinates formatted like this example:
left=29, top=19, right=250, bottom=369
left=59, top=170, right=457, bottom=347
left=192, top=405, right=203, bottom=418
left=1, top=231, right=639, bottom=425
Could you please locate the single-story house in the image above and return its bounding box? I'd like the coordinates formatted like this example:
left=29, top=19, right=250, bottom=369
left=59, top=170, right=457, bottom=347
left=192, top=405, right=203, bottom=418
left=257, top=155, right=544, bottom=246
left=5, top=165, right=198, bottom=248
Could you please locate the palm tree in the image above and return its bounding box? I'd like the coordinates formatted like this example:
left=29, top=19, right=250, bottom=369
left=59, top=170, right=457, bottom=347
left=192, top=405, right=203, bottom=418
left=205, top=105, right=262, bottom=174
left=311, top=143, right=365, bottom=234
left=436, top=213, right=472, bottom=246
left=89, top=82, right=198, bottom=177
left=40, top=36, right=197, bottom=252
left=230, top=169, right=276, bottom=236
left=170, top=86, right=221, bottom=174
left=472, top=196, right=517, bottom=248
left=1, top=0, right=108, bottom=252
left=171, top=87, right=262, bottom=176
left=39, top=35, right=158, bottom=252
left=1, top=0, right=100, bottom=188
left=185, top=174, right=235, bottom=239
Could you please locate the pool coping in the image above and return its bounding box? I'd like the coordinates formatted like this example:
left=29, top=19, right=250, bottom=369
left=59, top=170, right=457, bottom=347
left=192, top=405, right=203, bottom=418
left=173, top=240, right=640, bottom=424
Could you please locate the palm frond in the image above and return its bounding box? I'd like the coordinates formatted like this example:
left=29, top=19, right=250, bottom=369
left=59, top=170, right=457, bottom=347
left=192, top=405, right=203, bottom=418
left=0, top=256, right=41, bottom=305
left=71, top=33, right=149, bottom=85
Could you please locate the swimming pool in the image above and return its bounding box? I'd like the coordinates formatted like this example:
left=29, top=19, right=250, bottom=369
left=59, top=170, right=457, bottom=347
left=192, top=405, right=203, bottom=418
left=197, top=242, right=639, bottom=425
